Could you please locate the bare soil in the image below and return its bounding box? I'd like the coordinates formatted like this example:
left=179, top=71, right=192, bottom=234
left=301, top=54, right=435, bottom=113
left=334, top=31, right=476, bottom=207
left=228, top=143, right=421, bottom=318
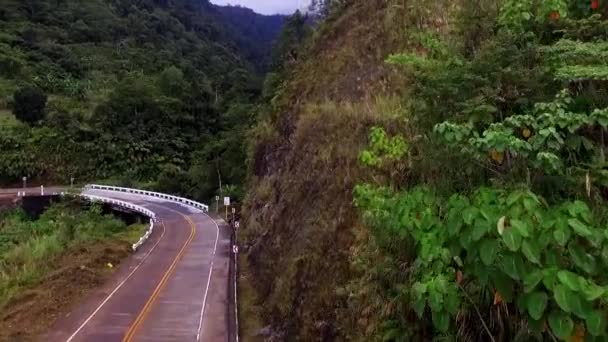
left=0, top=242, right=130, bottom=342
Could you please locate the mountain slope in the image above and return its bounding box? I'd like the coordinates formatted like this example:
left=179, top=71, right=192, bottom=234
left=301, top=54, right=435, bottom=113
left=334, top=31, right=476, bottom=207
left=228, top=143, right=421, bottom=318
left=216, top=5, right=286, bottom=72
left=0, top=0, right=270, bottom=195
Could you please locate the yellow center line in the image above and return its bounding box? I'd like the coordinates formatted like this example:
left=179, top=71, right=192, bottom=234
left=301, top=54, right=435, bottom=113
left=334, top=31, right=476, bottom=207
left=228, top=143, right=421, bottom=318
left=122, top=211, right=196, bottom=342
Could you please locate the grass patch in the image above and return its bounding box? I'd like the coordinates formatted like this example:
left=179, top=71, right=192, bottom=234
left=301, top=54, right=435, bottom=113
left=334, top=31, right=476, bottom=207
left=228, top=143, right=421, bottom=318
left=116, top=223, right=148, bottom=245
left=0, top=109, right=18, bottom=128
left=0, top=201, right=129, bottom=309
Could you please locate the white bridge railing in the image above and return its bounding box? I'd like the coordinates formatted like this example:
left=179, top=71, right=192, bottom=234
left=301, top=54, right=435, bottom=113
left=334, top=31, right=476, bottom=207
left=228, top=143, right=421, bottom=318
left=81, top=184, right=209, bottom=251
left=81, top=194, right=157, bottom=251
left=84, top=184, right=209, bottom=212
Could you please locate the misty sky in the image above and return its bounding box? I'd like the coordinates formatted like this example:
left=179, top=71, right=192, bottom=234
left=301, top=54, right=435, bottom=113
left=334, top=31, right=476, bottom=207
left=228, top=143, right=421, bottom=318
left=210, top=0, right=309, bottom=15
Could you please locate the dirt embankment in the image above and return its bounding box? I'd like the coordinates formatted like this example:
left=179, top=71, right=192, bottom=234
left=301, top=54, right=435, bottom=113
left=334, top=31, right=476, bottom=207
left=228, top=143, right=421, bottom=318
left=0, top=242, right=130, bottom=342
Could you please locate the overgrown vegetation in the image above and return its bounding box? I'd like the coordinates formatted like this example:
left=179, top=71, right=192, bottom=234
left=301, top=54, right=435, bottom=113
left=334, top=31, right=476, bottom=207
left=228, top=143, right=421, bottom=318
left=353, top=0, right=608, bottom=340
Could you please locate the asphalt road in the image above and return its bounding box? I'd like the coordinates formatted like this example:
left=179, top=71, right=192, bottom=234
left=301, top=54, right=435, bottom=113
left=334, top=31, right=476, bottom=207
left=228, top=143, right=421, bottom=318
left=41, top=189, right=231, bottom=342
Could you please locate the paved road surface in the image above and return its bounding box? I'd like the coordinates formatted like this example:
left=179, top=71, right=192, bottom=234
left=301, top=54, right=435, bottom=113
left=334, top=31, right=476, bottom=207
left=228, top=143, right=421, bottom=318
left=41, top=189, right=231, bottom=342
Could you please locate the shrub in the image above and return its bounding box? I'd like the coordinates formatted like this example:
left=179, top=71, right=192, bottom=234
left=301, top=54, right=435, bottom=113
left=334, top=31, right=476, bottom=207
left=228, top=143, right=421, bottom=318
left=12, top=86, right=47, bottom=125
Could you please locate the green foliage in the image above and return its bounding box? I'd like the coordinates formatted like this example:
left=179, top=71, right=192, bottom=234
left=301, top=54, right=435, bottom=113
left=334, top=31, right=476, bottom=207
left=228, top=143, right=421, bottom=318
left=0, top=0, right=279, bottom=199
left=435, top=90, right=608, bottom=184
left=12, top=86, right=47, bottom=125
left=355, top=184, right=608, bottom=339
left=389, top=30, right=555, bottom=131
left=158, top=66, right=186, bottom=98
left=359, top=127, right=407, bottom=168
left=498, top=0, right=569, bottom=32
left=354, top=1, right=608, bottom=341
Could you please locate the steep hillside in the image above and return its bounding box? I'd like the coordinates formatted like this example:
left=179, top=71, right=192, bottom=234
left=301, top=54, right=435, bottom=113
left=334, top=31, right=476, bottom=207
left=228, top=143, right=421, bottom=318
left=242, top=0, right=415, bottom=339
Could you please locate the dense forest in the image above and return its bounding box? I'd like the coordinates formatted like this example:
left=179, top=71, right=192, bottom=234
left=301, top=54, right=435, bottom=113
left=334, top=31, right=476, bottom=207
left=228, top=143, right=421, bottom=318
left=217, top=5, right=285, bottom=73
left=0, top=0, right=284, bottom=200
left=242, top=0, right=608, bottom=341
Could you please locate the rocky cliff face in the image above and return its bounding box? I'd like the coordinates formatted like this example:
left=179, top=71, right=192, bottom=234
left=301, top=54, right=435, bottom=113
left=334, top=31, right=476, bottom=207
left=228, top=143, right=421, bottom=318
left=242, top=1, right=409, bottom=340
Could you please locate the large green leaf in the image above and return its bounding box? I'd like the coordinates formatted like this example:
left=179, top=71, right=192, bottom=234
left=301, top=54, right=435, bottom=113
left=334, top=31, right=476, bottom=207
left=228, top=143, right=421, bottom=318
left=548, top=311, right=574, bottom=340
left=543, top=268, right=559, bottom=290
left=553, top=284, right=572, bottom=312
left=501, top=253, right=525, bottom=280
left=524, top=269, right=543, bottom=293
left=522, top=240, right=541, bottom=264
left=459, top=226, right=473, bottom=249
left=479, top=239, right=499, bottom=266
left=502, top=228, right=522, bottom=251
left=586, top=310, right=606, bottom=337
left=432, top=309, right=449, bottom=333
left=413, top=298, right=426, bottom=318
left=568, top=218, right=593, bottom=238
left=526, top=292, right=548, bottom=320
left=567, top=291, right=592, bottom=320
left=580, top=280, right=605, bottom=301
left=462, top=207, right=478, bottom=225
left=511, top=219, right=530, bottom=237
left=446, top=213, right=462, bottom=236
left=553, top=225, right=571, bottom=247
left=557, top=271, right=582, bottom=292
left=428, top=288, right=443, bottom=312
left=568, top=243, right=597, bottom=274
left=472, top=221, right=489, bottom=241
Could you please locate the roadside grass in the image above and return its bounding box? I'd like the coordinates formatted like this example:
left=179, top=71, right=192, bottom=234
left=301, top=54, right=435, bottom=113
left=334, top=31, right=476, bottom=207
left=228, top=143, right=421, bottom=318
left=116, top=223, right=148, bottom=246
left=0, top=201, right=144, bottom=309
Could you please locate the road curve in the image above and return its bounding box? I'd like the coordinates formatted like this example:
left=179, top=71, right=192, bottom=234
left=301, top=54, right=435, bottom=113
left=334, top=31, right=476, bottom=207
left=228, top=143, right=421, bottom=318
left=43, top=189, right=231, bottom=342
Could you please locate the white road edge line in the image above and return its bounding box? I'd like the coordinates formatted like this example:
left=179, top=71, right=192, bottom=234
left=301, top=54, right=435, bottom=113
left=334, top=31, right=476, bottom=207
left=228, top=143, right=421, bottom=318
left=196, top=214, right=220, bottom=341
left=65, top=219, right=167, bottom=342
left=234, top=230, right=239, bottom=342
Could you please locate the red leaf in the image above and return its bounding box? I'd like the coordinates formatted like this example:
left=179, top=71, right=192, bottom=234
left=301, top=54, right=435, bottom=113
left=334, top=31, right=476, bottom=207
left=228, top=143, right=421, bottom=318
left=592, top=0, right=599, bottom=10
left=550, top=11, right=561, bottom=20
left=456, top=271, right=463, bottom=285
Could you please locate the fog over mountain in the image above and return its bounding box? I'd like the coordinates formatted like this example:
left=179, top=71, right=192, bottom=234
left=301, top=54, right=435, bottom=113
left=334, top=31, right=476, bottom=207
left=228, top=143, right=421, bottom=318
left=210, top=0, right=310, bottom=15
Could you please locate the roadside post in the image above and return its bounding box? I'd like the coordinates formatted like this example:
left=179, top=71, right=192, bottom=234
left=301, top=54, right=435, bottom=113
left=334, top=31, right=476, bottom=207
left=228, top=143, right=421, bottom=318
left=40, top=185, right=44, bottom=196
left=216, top=195, right=220, bottom=214
left=70, top=176, right=75, bottom=188
left=22, top=176, right=27, bottom=189
left=232, top=207, right=236, bottom=225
